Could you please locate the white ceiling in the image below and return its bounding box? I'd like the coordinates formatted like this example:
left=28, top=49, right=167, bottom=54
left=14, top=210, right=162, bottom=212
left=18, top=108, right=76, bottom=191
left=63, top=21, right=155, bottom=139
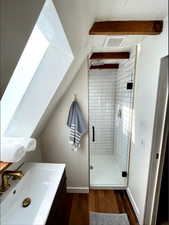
left=54, top=0, right=168, bottom=57
left=93, top=0, right=168, bottom=21
left=89, top=0, right=168, bottom=53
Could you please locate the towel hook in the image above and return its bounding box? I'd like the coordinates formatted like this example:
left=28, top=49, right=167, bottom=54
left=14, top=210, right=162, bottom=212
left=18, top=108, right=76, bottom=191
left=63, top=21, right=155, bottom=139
left=73, top=94, right=77, bottom=101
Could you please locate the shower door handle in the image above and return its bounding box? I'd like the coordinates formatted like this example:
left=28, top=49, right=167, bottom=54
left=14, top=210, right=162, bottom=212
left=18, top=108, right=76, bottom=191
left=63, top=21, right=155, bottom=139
left=92, top=126, right=95, bottom=142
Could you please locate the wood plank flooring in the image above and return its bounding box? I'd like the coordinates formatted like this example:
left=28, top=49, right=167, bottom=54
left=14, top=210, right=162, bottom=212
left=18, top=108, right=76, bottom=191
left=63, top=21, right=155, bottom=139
left=62, top=190, right=139, bottom=225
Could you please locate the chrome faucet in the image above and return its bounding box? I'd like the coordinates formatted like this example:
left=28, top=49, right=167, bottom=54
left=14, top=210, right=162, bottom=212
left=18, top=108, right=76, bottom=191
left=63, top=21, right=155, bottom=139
left=0, top=170, right=24, bottom=192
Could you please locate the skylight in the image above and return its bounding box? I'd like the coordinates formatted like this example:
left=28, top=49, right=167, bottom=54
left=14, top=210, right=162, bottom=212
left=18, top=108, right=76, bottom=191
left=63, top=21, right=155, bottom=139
left=1, top=25, right=49, bottom=135
left=1, top=0, right=74, bottom=137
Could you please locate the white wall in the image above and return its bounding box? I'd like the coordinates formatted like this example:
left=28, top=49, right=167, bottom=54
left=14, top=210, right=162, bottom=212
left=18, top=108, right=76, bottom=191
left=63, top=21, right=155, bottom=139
left=89, top=69, right=117, bottom=155
left=40, top=60, right=89, bottom=192
left=128, top=17, right=168, bottom=225
left=10, top=140, right=42, bottom=170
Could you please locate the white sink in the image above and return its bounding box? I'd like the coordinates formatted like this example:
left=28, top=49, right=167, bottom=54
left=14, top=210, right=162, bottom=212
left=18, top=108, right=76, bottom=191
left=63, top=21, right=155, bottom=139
left=0, top=162, right=65, bottom=225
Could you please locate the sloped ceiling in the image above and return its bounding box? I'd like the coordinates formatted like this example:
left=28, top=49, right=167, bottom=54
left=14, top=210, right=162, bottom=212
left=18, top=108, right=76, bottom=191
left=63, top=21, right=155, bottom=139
left=1, top=0, right=168, bottom=136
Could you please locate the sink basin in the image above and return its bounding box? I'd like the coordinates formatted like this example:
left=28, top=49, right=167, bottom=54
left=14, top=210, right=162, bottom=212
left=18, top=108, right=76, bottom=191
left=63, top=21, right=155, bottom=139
left=0, top=162, right=65, bottom=225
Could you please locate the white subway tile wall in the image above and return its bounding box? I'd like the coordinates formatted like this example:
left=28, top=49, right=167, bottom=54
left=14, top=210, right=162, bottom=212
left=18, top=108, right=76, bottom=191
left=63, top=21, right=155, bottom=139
left=113, top=49, right=136, bottom=172
left=89, top=69, right=117, bottom=155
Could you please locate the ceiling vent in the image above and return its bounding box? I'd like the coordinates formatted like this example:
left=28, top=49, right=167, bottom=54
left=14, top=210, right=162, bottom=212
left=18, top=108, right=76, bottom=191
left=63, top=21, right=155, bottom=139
left=91, top=60, right=105, bottom=66
left=104, top=37, right=125, bottom=48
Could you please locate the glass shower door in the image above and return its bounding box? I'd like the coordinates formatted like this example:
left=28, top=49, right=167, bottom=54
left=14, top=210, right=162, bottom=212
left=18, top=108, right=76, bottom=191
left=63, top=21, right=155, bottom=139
left=89, top=67, right=133, bottom=188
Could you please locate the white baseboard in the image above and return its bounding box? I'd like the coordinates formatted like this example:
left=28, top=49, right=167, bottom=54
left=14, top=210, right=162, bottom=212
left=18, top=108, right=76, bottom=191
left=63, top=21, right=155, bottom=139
left=67, top=187, right=89, bottom=193
left=127, top=187, right=141, bottom=224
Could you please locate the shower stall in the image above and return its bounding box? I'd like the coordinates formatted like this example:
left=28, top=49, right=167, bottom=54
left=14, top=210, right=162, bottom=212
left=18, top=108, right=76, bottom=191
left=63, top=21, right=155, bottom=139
left=89, top=51, right=136, bottom=188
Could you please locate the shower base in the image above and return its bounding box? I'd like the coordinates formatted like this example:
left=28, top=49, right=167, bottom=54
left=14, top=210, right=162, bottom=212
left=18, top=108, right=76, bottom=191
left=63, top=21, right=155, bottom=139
left=90, top=155, right=127, bottom=188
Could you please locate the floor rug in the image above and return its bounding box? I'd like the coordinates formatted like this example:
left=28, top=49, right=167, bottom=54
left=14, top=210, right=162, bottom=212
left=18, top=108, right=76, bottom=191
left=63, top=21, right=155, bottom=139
left=90, top=212, right=130, bottom=225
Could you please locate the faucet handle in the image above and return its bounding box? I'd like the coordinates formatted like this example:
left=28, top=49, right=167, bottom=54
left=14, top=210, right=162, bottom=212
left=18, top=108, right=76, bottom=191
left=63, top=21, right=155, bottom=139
left=12, top=171, right=24, bottom=180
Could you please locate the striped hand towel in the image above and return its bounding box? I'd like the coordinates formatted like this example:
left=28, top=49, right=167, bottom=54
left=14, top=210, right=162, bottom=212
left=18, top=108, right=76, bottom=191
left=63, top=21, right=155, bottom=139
left=67, top=100, right=87, bottom=151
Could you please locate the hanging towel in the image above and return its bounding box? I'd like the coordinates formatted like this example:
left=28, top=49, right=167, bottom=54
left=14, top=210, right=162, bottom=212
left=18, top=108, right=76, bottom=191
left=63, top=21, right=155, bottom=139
left=67, top=100, right=87, bottom=151
left=0, top=137, right=37, bottom=162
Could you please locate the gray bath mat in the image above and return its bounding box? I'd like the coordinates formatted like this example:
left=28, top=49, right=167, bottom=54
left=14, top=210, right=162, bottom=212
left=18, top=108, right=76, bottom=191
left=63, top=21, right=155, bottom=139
left=90, top=212, right=130, bottom=225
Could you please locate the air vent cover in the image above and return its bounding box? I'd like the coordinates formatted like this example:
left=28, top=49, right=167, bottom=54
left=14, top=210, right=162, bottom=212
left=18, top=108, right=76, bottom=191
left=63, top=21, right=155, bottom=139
left=104, top=37, right=125, bottom=47
left=91, top=60, right=105, bottom=66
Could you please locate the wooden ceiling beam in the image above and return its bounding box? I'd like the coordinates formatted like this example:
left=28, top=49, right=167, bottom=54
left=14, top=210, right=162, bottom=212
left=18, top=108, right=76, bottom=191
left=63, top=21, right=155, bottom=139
left=89, top=21, right=163, bottom=35
left=90, top=52, right=130, bottom=60
left=90, top=64, right=119, bottom=70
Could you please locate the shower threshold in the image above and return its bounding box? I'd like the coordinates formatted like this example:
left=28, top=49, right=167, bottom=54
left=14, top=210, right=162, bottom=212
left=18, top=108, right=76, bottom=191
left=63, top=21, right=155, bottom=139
left=90, top=185, right=127, bottom=190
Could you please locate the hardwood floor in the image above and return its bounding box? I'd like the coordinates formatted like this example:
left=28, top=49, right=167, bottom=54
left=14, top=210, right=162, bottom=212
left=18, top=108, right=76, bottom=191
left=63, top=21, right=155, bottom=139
left=62, top=190, right=139, bottom=225
left=69, top=193, right=89, bottom=225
